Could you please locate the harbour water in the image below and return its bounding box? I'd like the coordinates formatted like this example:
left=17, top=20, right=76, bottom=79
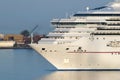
left=1, top=49, right=120, bottom=80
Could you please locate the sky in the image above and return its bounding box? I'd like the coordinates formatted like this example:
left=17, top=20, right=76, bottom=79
left=0, top=0, right=113, bottom=34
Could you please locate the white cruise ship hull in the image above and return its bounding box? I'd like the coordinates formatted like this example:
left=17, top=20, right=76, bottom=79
left=29, top=0, right=120, bottom=70
left=30, top=43, right=120, bottom=70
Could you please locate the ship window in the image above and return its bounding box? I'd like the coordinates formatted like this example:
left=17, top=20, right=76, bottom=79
left=70, top=37, right=72, bottom=38
left=42, top=48, right=45, bottom=50
left=74, top=50, right=76, bottom=52
left=78, top=47, right=81, bottom=49
left=66, top=48, right=69, bottom=50
left=97, top=64, right=100, bottom=66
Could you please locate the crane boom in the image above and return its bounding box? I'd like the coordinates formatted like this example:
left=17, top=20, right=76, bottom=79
left=30, top=25, right=39, bottom=34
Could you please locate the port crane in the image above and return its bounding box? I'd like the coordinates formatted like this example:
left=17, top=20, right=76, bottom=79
left=30, top=25, right=39, bottom=43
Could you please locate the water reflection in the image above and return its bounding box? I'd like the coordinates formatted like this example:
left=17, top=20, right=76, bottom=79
left=38, top=71, right=120, bottom=80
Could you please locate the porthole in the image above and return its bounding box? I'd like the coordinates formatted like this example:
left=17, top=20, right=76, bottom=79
left=66, top=48, right=69, bottom=50
left=42, top=48, right=45, bottom=50
left=97, top=64, right=100, bottom=66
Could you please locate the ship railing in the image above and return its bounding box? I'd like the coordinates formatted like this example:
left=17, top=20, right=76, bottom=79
left=51, top=19, right=59, bottom=22
left=91, top=32, right=120, bottom=35
left=97, top=27, right=120, bottom=30
left=106, top=18, right=120, bottom=21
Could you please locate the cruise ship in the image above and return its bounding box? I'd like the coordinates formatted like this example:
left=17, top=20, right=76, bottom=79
left=30, top=0, right=120, bottom=70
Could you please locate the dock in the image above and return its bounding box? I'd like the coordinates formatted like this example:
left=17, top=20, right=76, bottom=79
left=0, top=44, right=31, bottom=49
left=0, top=32, right=44, bottom=49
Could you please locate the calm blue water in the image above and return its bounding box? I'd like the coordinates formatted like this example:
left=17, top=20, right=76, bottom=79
left=1, top=49, right=120, bottom=80
left=0, top=49, right=54, bottom=80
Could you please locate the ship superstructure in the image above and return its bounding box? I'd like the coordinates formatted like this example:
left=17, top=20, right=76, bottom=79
left=30, top=0, right=120, bottom=70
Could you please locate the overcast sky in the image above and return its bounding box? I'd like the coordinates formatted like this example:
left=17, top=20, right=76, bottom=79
left=0, top=0, right=113, bottom=34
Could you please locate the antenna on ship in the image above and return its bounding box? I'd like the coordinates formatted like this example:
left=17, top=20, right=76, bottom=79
left=86, top=7, right=90, bottom=11
left=30, top=25, right=39, bottom=44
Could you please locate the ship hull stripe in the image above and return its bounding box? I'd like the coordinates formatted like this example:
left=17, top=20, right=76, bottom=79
left=68, top=52, right=120, bottom=54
